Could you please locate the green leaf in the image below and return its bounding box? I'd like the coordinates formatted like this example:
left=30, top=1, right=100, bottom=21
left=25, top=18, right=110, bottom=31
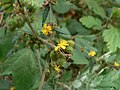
left=42, top=5, right=50, bottom=24
left=112, top=7, right=120, bottom=18
left=80, top=16, right=102, bottom=30
left=68, top=2, right=80, bottom=10
left=22, top=23, right=33, bottom=35
left=67, top=19, right=90, bottom=35
left=52, top=0, right=69, bottom=14
left=103, top=26, right=120, bottom=52
left=45, top=7, right=57, bottom=23
left=57, top=26, right=71, bottom=39
left=60, top=70, right=73, bottom=82
left=34, top=9, right=43, bottom=31
left=83, top=0, right=106, bottom=18
left=71, top=49, right=88, bottom=64
left=75, top=35, right=96, bottom=51
left=0, top=32, right=13, bottom=62
left=0, top=28, right=5, bottom=38
left=2, top=48, right=37, bottom=90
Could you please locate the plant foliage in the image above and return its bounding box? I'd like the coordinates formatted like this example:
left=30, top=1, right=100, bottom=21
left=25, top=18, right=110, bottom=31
left=1, top=0, right=120, bottom=90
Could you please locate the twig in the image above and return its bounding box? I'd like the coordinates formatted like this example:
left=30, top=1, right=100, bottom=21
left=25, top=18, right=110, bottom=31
left=25, top=19, right=38, bottom=37
left=38, top=61, right=48, bottom=90
left=56, top=81, right=71, bottom=90
left=37, top=36, right=55, bottom=48
left=17, top=0, right=22, bottom=7
left=36, top=49, right=42, bottom=75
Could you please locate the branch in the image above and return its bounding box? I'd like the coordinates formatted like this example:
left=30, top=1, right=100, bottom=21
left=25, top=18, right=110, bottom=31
left=36, top=49, right=42, bottom=75
left=37, top=36, right=55, bottom=49
left=38, top=61, right=48, bottom=90
left=25, top=19, right=38, bottom=37
left=17, top=0, right=22, bottom=7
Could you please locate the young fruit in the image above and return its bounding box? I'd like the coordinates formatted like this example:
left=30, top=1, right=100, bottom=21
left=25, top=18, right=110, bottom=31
left=33, top=43, right=39, bottom=49
left=68, top=40, right=75, bottom=47
left=15, top=15, right=25, bottom=28
left=57, top=58, right=66, bottom=66
left=50, top=51, right=56, bottom=60
left=6, top=18, right=17, bottom=31
left=66, top=46, right=73, bottom=54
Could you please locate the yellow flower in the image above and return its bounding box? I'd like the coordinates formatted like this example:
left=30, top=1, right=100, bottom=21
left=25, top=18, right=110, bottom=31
left=54, top=65, right=60, bottom=73
left=10, top=87, right=14, bottom=90
left=114, top=62, right=119, bottom=67
left=55, top=39, right=69, bottom=51
left=42, top=24, right=53, bottom=36
left=42, top=29, right=49, bottom=36
left=88, top=50, right=96, bottom=57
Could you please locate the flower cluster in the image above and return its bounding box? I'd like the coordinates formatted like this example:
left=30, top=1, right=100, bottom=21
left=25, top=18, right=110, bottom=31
left=55, top=39, right=69, bottom=51
left=88, top=50, right=96, bottom=57
left=42, top=24, right=53, bottom=36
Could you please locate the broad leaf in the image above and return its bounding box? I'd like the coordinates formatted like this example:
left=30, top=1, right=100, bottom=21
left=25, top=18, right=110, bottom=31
left=60, top=70, right=73, bottom=82
left=45, top=7, right=56, bottom=24
left=52, top=0, right=69, bottom=14
left=75, top=35, right=97, bottom=51
left=0, top=32, right=13, bottom=62
left=67, top=19, right=90, bottom=35
left=0, top=28, right=5, bottom=38
left=112, top=7, right=120, bottom=18
left=83, top=0, right=106, bottom=18
left=71, top=49, right=88, bottom=64
left=57, top=26, right=71, bottom=39
left=2, top=48, right=37, bottom=90
left=103, top=26, right=120, bottom=52
left=80, top=16, right=102, bottom=30
left=42, top=5, right=50, bottom=24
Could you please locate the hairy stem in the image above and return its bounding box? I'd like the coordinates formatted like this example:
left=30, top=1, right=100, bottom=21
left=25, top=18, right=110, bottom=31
left=38, top=61, right=48, bottom=90
left=36, top=49, right=42, bottom=75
